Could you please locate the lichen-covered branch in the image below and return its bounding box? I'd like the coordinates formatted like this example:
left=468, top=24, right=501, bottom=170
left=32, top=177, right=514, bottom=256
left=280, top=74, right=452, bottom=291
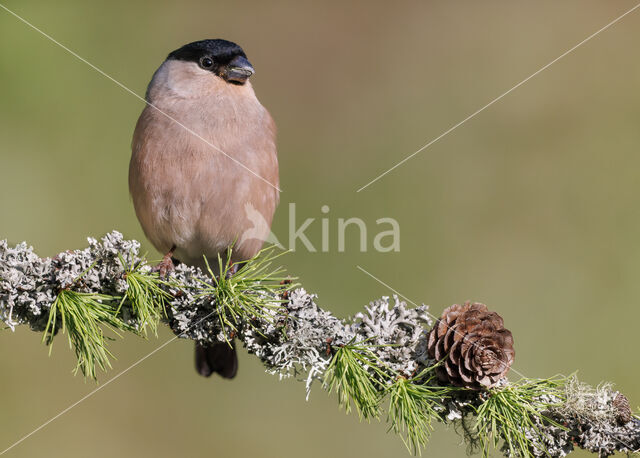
left=1, top=232, right=638, bottom=457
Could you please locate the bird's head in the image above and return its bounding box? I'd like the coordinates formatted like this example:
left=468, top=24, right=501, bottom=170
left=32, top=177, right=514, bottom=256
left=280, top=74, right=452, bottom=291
left=145, top=39, right=257, bottom=102
left=167, top=39, right=255, bottom=85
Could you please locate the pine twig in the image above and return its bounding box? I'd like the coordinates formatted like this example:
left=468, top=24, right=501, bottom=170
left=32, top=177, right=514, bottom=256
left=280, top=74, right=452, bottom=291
left=0, top=231, right=638, bottom=457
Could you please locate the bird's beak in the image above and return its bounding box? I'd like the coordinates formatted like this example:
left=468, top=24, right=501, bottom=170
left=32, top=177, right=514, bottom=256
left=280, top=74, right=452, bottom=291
left=224, top=55, right=255, bottom=84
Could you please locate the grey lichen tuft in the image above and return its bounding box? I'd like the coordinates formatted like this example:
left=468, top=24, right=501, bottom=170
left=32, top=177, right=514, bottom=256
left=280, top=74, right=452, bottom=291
left=350, top=296, right=432, bottom=379
left=0, top=232, right=140, bottom=332
left=529, top=377, right=640, bottom=457
left=164, top=262, right=226, bottom=343
left=241, top=288, right=353, bottom=397
left=240, top=293, right=432, bottom=398
left=0, top=239, right=54, bottom=331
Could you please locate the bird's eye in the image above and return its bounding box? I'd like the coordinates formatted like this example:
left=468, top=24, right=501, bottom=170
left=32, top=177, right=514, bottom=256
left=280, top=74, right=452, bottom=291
left=199, top=56, right=214, bottom=69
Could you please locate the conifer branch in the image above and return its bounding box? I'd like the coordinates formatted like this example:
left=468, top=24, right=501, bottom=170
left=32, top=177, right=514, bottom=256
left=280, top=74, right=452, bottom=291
left=0, top=232, right=638, bottom=457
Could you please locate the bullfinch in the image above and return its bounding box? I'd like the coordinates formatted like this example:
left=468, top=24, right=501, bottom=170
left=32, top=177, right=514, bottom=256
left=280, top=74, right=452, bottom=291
left=129, top=39, right=279, bottom=379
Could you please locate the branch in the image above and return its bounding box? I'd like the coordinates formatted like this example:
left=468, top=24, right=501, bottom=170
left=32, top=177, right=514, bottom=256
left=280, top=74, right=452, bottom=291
left=0, top=231, right=638, bottom=457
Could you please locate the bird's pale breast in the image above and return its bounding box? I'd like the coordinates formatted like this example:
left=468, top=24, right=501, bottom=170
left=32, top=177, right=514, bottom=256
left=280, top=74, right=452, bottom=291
left=129, top=78, right=279, bottom=269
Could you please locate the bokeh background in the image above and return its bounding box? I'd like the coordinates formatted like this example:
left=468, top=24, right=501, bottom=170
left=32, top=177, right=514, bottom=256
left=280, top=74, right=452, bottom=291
left=1, top=1, right=639, bottom=457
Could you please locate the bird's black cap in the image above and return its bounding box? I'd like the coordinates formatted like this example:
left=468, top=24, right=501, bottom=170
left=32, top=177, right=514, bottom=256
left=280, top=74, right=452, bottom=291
left=167, top=39, right=247, bottom=65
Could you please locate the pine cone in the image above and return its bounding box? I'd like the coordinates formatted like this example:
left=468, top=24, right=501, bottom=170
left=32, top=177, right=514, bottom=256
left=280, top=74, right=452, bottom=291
left=426, top=302, right=514, bottom=390
left=613, top=392, right=632, bottom=425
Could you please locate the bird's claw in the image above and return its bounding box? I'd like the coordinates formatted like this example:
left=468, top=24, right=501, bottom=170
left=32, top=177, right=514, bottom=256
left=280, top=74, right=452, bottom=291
left=153, top=250, right=176, bottom=278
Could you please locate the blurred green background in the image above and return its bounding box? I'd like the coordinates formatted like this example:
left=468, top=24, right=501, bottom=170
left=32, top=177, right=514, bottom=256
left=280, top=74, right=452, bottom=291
left=1, top=1, right=639, bottom=457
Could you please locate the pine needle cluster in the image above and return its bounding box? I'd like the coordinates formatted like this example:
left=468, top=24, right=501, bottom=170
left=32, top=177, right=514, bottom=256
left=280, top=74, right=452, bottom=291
left=323, top=342, right=387, bottom=420
left=43, top=290, right=131, bottom=379
left=195, top=246, right=292, bottom=343
left=386, top=370, right=457, bottom=454
left=472, top=377, right=566, bottom=457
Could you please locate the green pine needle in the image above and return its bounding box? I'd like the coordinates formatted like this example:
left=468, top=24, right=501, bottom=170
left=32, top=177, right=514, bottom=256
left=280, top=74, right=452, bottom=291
left=43, top=290, right=131, bottom=379
left=196, top=245, right=295, bottom=341
left=386, top=372, right=456, bottom=455
left=473, top=377, right=567, bottom=458
left=323, top=343, right=387, bottom=421
left=120, top=263, right=171, bottom=337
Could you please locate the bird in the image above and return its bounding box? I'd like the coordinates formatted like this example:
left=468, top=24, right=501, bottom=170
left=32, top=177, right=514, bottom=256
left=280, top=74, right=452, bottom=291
left=129, top=39, right=279, bottom=380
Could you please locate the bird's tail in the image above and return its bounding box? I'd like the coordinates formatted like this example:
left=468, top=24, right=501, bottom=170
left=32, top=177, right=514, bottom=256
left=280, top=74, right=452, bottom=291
left=195, top=341, right=238, bottom=379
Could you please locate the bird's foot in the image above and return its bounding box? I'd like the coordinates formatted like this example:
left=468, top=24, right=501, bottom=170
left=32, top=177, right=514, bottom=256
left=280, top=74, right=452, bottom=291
left=153, top=247, right=176, bottom=278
